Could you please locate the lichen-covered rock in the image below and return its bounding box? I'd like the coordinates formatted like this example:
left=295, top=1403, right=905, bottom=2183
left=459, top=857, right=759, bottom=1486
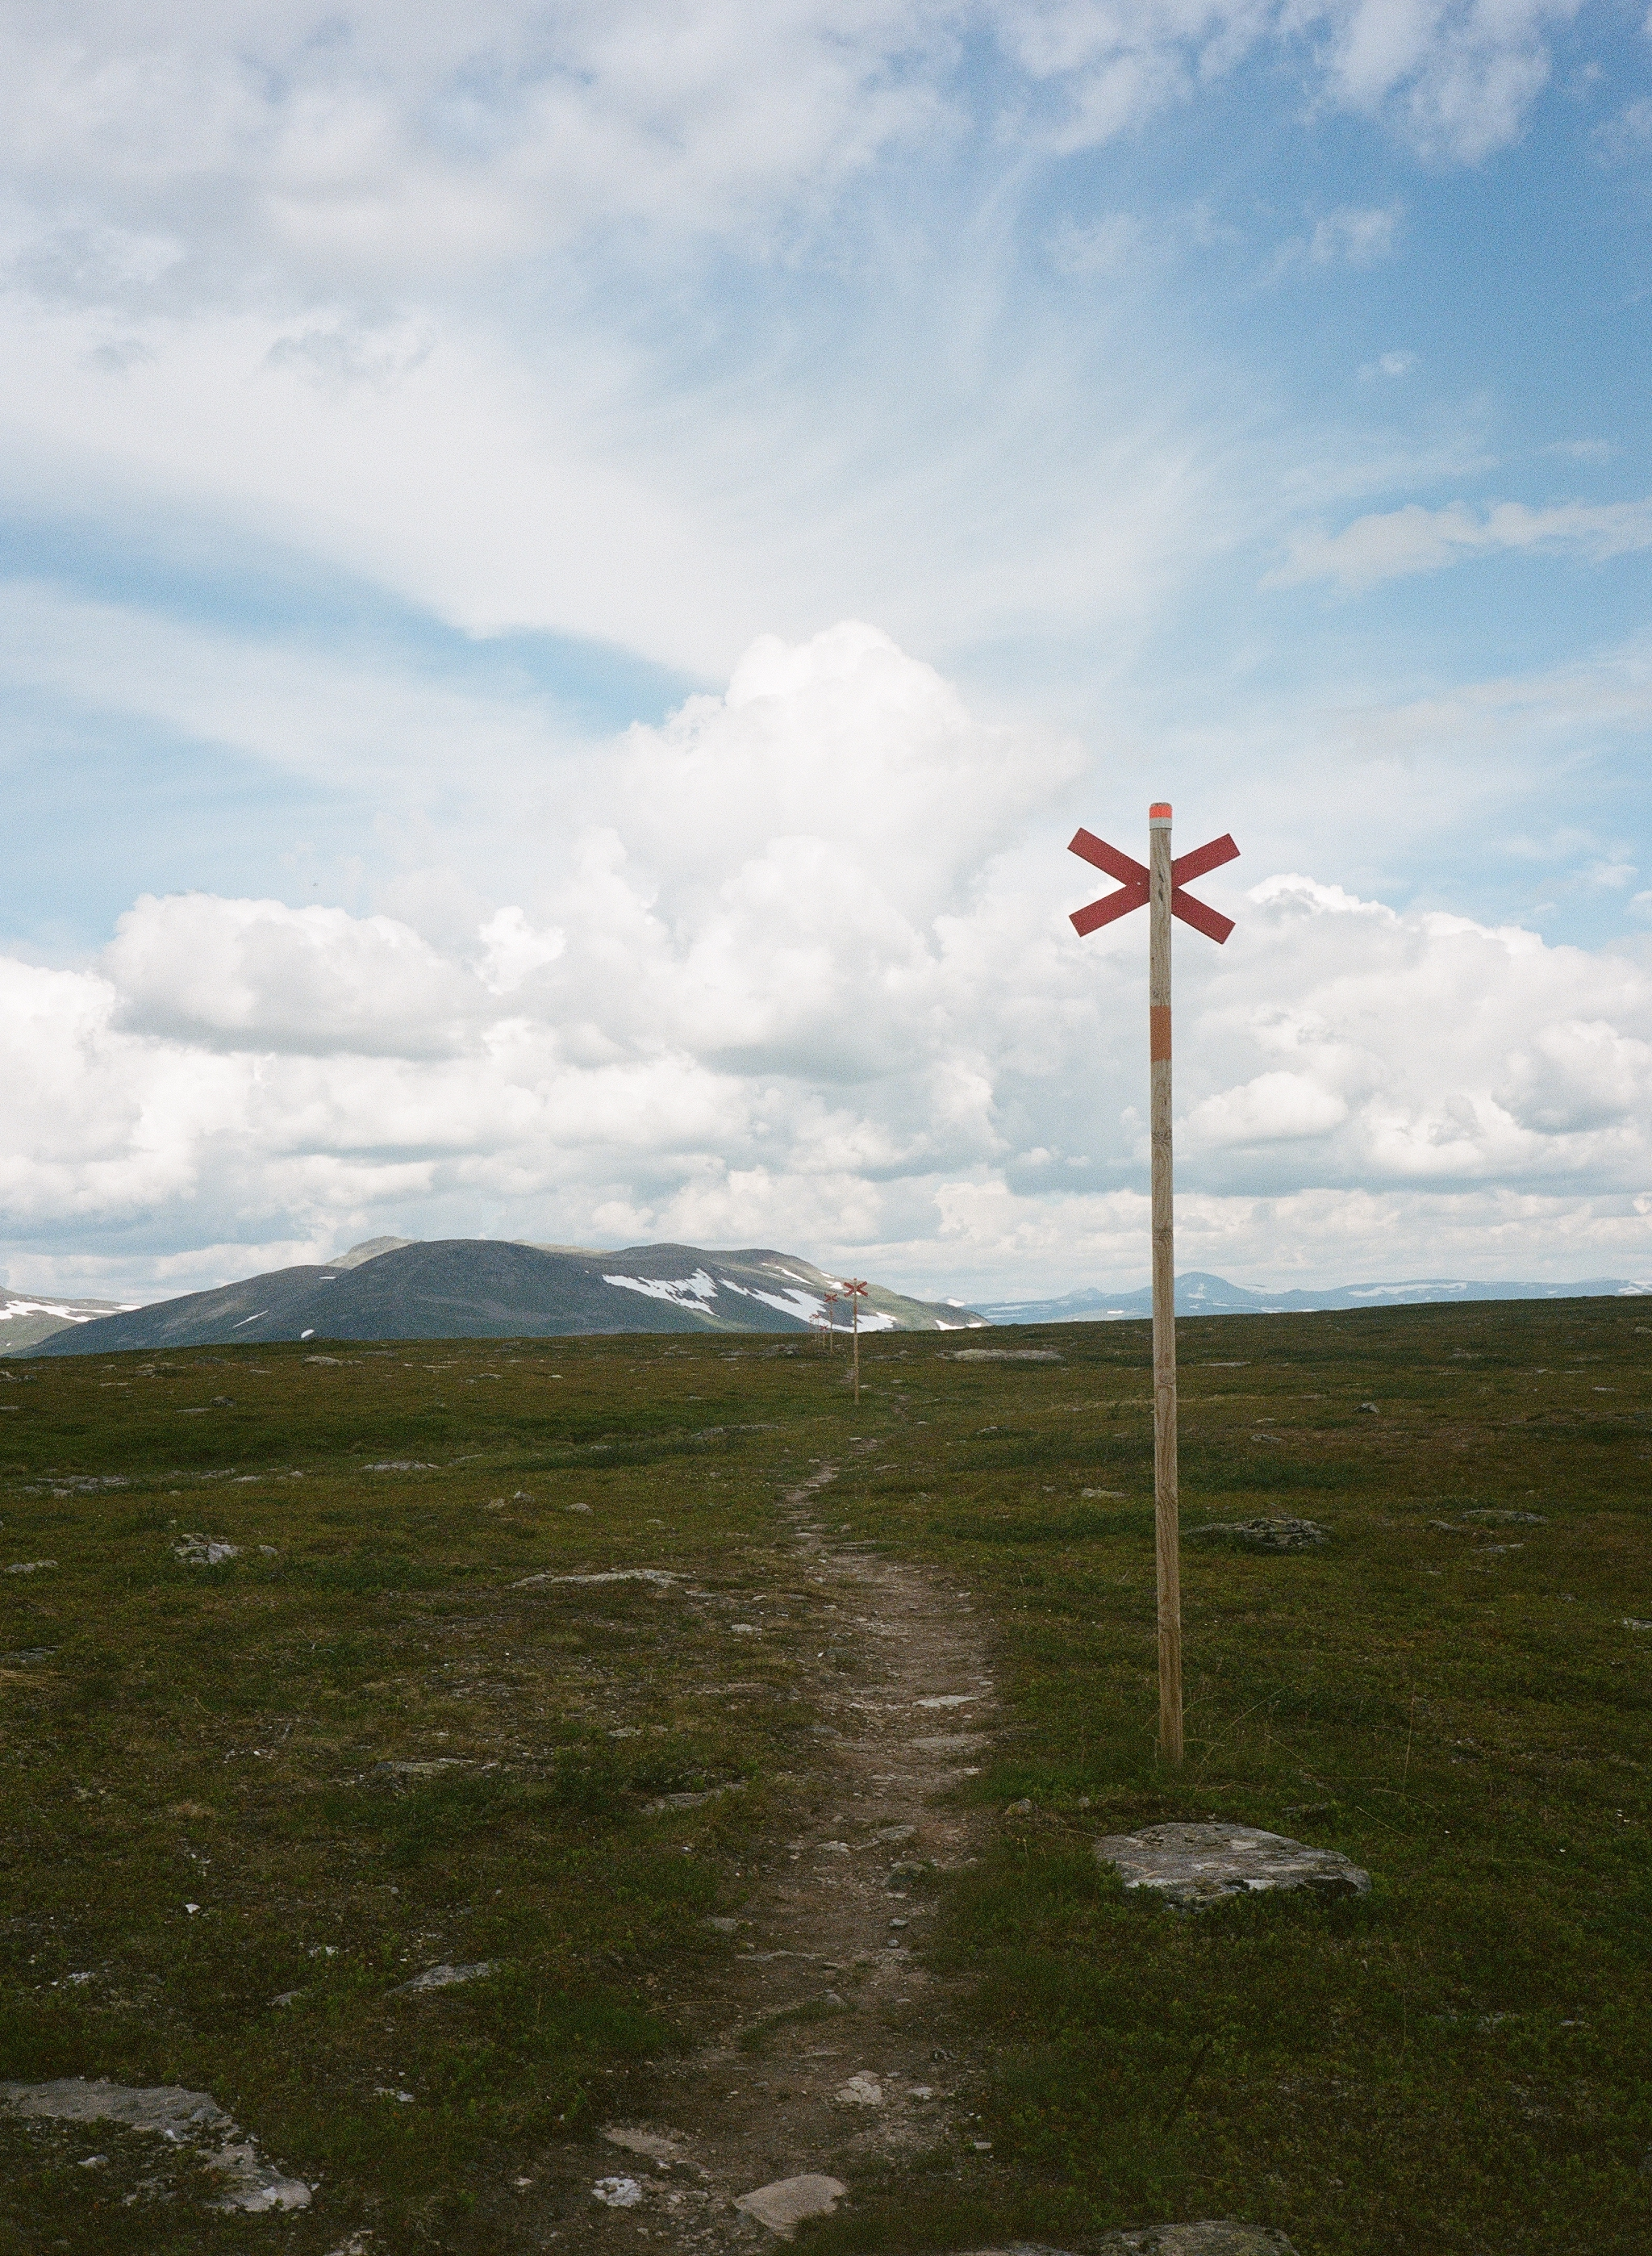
left=1185, top=1518, right=1327, bottom=1552
left=0, top=2078, right=309, bottom=2212
left=1096, top=1821, right=1370, bottom=1906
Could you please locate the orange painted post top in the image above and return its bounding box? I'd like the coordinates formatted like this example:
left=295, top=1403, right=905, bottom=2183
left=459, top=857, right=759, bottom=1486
left=1149, top=802, right=1173, bottom=823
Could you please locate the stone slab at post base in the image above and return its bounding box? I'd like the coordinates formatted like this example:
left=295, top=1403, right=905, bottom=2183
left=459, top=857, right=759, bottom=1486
left=1095, top=1821, right=1371, bottom=1907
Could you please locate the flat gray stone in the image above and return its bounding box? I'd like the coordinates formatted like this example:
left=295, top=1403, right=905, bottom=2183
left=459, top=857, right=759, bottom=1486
left=950, top=1348, right=1062, bottom=1362
left=389, top=1960, right=495, bottom=1994
left=603, top=2124, right=686, bottom=2165
left=1097, top=1822, right=1370, bottom=1907
left=1185, top=1518, right=1326, bottom=1552
left=515, top=1567, right=679, bottom=1590
left=1095, top=2229, right=1300, bottom=2255
left=734, top=2173, right=847, bottom=2234
left=0, top=2078, right=310, bottom=2212
left=953, top=2233, right=1296, bottom=2256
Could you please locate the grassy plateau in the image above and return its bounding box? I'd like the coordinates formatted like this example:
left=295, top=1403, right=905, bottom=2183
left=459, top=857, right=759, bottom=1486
left=0, top=1297, right=1648, bottom=2253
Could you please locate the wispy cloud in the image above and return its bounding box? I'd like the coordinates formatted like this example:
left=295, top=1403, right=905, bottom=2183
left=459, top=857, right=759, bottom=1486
left=1271, top=496, right=1652, bottom=589
left=1309, top=203, right=1403, bottom=265
left=1360, top=349, right=1418, bottom=379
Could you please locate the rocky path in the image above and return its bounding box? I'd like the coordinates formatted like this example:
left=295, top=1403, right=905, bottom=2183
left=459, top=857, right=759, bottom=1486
left=533, top=1452, right=998, bottom=2246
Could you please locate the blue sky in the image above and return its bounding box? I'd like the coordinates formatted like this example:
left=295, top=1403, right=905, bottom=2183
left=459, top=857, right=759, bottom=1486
left=2, top=2, right=1650, bottom=1302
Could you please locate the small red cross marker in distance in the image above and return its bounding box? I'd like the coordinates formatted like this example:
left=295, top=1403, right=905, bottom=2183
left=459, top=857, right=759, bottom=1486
left=1067, top=823, right=1241, bottom=944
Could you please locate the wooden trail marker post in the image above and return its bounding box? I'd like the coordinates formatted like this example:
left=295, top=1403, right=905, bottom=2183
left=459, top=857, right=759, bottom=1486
left=1068, top=804, right=1240, bottom=1764
left=841, top=1280, right=869, bottom=1402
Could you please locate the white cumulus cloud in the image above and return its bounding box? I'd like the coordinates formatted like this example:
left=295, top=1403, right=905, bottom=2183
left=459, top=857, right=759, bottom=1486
left=3, top=626, right=1650, bottom=1303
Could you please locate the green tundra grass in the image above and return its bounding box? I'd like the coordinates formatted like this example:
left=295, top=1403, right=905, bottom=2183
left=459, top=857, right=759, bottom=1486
left=1, top=1298, right=1648, bottom=2254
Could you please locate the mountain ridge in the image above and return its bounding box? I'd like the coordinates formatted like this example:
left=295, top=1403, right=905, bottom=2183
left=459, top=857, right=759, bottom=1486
left=17, top=1238, right=985, bottom=1356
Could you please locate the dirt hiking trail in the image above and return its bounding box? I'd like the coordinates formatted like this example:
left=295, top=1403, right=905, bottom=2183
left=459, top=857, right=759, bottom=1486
left=531, top=1451, right=999, bottom=2247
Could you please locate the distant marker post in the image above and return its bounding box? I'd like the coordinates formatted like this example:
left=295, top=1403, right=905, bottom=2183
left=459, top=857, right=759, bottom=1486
left=1068, top=801, right=1240, bottom=1765
left=842, top=1280, right=869, bottom=1402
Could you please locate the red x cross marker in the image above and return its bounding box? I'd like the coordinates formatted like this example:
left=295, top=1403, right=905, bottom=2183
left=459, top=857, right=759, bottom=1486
left=1067, top=826, right=1240, bottom=944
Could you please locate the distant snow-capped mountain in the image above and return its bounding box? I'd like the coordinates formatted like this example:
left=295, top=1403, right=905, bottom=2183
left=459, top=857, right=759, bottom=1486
left=0, top=1288, right=139, bottom=1355
left=978, top=1269, right=1652, bottom=1324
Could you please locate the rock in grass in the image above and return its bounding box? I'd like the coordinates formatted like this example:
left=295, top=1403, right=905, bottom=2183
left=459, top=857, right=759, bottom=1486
left=388, top=1961, right=496, bottom=1995
left=173, top=1534, right=239, bottom=1566
left=954, top=2230, right=1298, bottom=2255
left=1097, top=1822, right=1369, bottom=1907
left=734, top=2175, right=847, bottom=2234
left=949, top=1348, right=1062, bottom=1362
left=1184, top=1518, right=1327, bottom=1553
left=0, top=2078, right=310, bottom=2212
left=1095, top=2229, right=1301, bottom=2254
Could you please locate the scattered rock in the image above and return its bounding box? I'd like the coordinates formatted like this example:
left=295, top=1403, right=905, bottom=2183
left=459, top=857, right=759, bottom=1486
left=513, top=1567, right=679, bottom=1590
left=373, top=1757, right=470, bottom=1778
left=1462, top=1509, right=1546, bottom=1525
left=389, top=1961, right=495, bottom=1995
left=1184, top=1519, right=1327, bottom=1553
left=603, top=2124, right=686, bottom=2166
left=303, top=1356, right=341, bottom=1366
left=0, top=1648, right=56, bottom=1663
left=834, top=2071, right=882, bottom=2105
left=915, top=1691, right=978, bottom=1707
left=642, top=1783, right=745, bottom=1815
left=950, top=1348, right=1062, bottom=1362
left=364, top=1460, right=438, bottom=1472
left=1082, top=1487, right=1126, bottom=1498
left=173, top=1535, right=239, bottom=1566
left=1624, top=1619, right=1652, bottom=1631
left=912, top=1732, right=985, bottom=1752
left=1094, top=2228, right=1302, bottom=2254
left=702, top=1916, right=743, bottom=1933
left=1358, top=1402, right=1379, bottom=1413
left=592, top=2175, right=645, bottom=2207
left=1097, top=1822, right=1369, bottom=1907
left=734, top=2174, right=847, bottom=2234
left=5, top=1560, right=56, bottom=1575
left=0, top=2078, right=310, bottom=2212
left=947, top=2232, right=1298, bottom=2256
left=871, top=1822, right=917, bottom=1843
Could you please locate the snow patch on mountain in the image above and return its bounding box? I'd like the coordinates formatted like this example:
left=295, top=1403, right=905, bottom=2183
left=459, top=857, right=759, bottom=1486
left=603, top=1268, right=720, bottom=1307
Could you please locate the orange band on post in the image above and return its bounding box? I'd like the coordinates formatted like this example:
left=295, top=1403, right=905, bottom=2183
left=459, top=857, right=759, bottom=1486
left=1149, top=1005, right=1171, bottom=1060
